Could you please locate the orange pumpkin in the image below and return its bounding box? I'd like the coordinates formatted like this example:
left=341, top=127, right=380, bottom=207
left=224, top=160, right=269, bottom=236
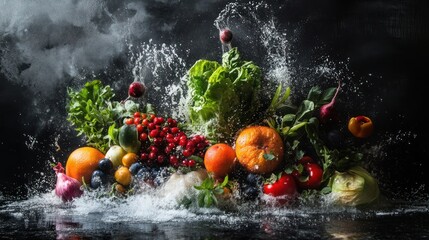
left=235, top=126, right=284, bottom=174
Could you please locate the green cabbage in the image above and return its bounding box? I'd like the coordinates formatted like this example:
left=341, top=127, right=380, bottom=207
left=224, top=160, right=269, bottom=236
left=186, top=48, right=262, bottom=141
left=329, top=166, right=380, bottom=206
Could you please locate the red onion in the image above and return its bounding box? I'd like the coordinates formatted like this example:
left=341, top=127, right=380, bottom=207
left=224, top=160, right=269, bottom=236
left=319, top=80, right=341, bottom=123
left=53, top=163, right=83, bottom=202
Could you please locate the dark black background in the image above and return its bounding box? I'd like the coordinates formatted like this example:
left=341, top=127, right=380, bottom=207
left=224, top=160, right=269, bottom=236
left=1, top=0, right=428, bottom=198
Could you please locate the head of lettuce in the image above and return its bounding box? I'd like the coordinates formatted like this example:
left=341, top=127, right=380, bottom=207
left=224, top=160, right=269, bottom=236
left=328, top=166, right=380, bottom=206
left=185, top=48, right=263, bottom=141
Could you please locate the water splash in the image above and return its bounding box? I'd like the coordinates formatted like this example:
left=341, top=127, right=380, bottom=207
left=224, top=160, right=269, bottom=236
left=24, top=134, right=38, bottom=150
left=128, top=40, right=188, bottom=120
left=214, top=1, right=291, bottom=86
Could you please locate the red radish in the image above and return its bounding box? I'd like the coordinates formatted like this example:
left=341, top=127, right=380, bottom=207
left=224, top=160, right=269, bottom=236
left=53, top=163, right=83, bottom=202
left=128, top=81, right=146, bottom=98
left=219, top=28, right=233, bottom=44
left=319, top=80, right=341, bottom=123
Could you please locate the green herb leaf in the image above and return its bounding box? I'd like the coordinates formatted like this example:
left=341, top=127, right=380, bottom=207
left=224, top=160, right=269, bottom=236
left=284, top=167, right=294, bottom=174
left=193, top=175, right=229, bottom=208
left=295, top=100, right=315, bottom=123
left=320, top=186, right=332, bottom=194
left=188, top=155, right=204, bottom=163
left=220, top=175, right=229, bottom=187
left=267, top=84, right=291, bottom=117
left=263, top=153, right=276, bottom=161
left=282, top=114, right=295, bottom=123
left=306, top=86, right=322, bottom=103
left=213, top=188, right=224, bottom=195
left=264, top=173, right=279, bottom=184
left=296, top=164, right=304, bottom=174
left=318, top=87, right=336, bottom=106
left=289, top=122, right=307, bottom=133
left=295, top=150, right=305, bottom=161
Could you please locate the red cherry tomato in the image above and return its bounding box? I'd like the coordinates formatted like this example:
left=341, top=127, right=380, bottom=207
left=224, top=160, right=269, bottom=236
left=133, top=112, right=141, bottom=118
left=136, top=124, right=144, bottom=134
left=263, top=174, right=297, bottom=197
left=134, top=117, right=141, bottom=125
left=293, top=163, right=323, bottom=190
left=124, top=118, right=134, bottom=125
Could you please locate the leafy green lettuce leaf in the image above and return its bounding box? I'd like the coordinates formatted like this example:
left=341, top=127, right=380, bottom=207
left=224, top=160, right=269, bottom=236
left=187, top=48, right=262, bottom=141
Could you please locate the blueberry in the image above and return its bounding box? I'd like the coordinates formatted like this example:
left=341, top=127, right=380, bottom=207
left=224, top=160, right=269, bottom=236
left=242, top=185, right=260, bottom=200
left=152, top=167, right=171, bottom=187
left=150, top=167, right=160, bottom=179
left=246, top=173, right=262, bottom=185
left=129, top=162, right=143, bottom=175
left=136, top=167, right=151, bottom=181
left=91, top=170, right=107, bottom=189
left=98, top=158, right=113, bottom=174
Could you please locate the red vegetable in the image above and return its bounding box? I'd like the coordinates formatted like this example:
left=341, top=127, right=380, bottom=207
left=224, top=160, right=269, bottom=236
left=219, top=28, right=233, bottom=44
left=128, top=81, right=146, bottom=98
left=263, top=174, right=297, bottom=198
left=319, top=80, right=341, bottom=123
left=298, top=155, right=313, bottom=165
left=53, top=163, right=83, bottom=202
left=293, top=163, right=323, bottom=190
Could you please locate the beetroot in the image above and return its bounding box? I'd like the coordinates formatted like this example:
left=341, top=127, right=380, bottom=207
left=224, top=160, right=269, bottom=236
left=53, top=163, right=83, bottom=202
left=128, top=81, right=146, bottom=98
left=319, top=80, right=341, bottom=123
left=219, top=28, right=233, bottom=44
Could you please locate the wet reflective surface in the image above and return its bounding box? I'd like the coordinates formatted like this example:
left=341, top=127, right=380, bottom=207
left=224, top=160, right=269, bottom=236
left=1, top=194, right=428, bottom=239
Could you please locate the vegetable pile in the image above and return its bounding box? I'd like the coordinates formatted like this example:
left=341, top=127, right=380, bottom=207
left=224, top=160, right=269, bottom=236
left=55, top=30, right=380, bottom=209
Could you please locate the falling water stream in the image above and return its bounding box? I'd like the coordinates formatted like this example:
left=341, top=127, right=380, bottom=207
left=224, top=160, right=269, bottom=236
left=1, top=2, right=428, bottom=239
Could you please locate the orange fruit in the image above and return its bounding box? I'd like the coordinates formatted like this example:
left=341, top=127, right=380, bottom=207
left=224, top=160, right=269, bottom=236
left=204, top=143, right=236, bottom=178
left=122, top=152, right=139, bottom=168
left=115, top=166, right=132, bottom=186
left=235, top=125, right=284, bottom=174
left=65, top=147, right=105, bottom=184
left=115, top=184, right=126, bottom=195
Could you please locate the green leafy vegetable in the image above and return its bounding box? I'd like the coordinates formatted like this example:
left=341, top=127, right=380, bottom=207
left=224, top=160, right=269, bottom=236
left=329, top=166, right=380, bottom=206
left=265, top=84, right=366, bottom=189
left=306, top=86, right=337, bottom=108
left=194, top=175, right=229, bottom=208
left=66, top=80, right=141, bottom=153
left=186, top=48, right=262, bottom=141
left=266, top=83, right=291, bottom=116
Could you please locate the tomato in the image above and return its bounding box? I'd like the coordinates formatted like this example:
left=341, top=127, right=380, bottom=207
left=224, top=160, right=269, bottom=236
left=124, top=118, right=134, bottom=125
left=134, top=117, right=141, bottom=125
left=292, top=159, right=323, bottom=190
left=136, top=124, right=144, bottom=134
left=133, top=112, right=141, bottom=118
left=263, top=174, right=297, bottom=197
